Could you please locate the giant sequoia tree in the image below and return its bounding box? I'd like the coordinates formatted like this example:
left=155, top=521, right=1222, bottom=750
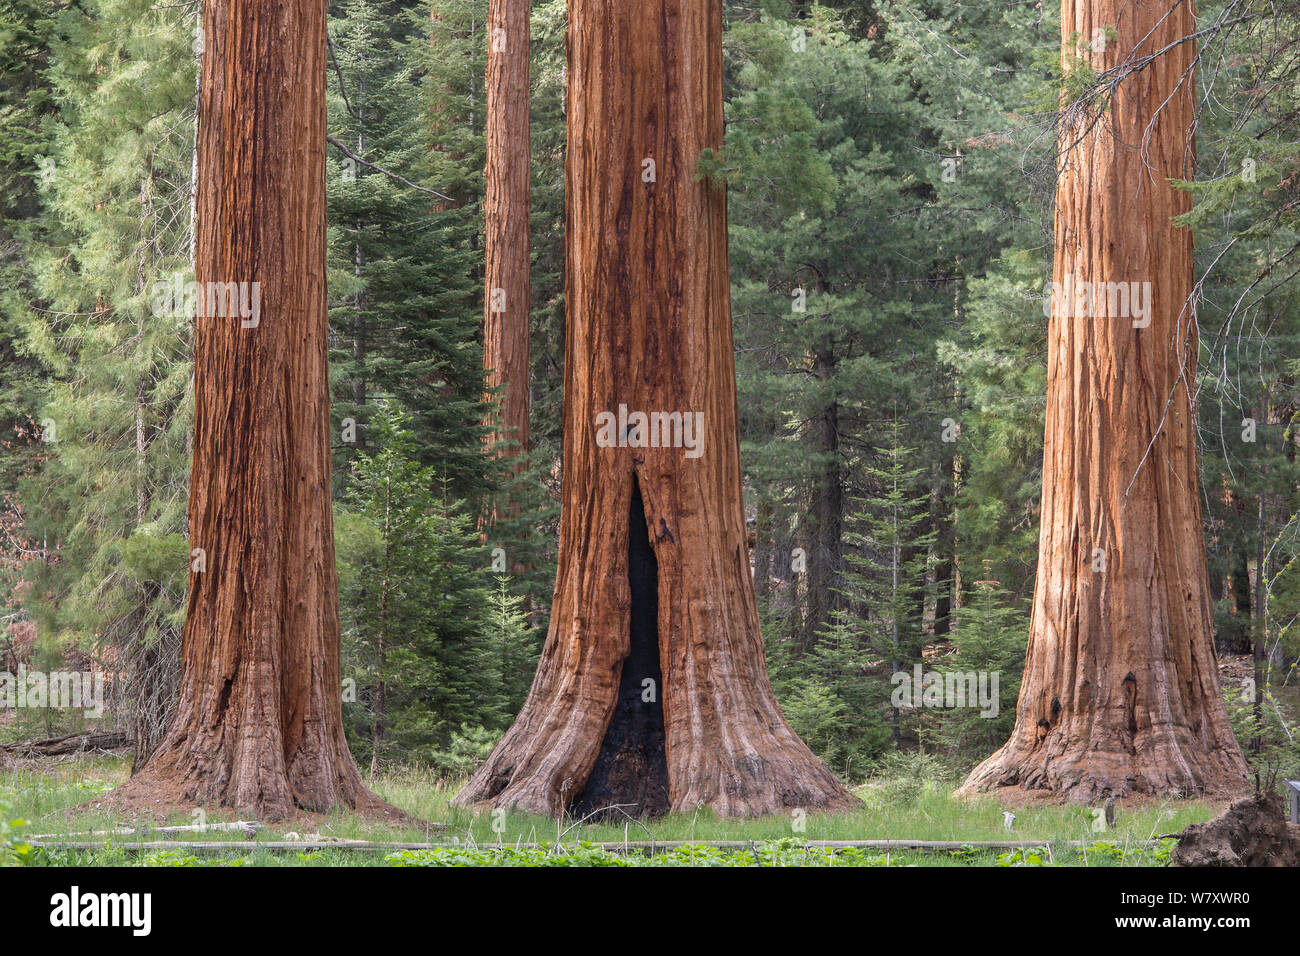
left=960, top=0, right=1249, bottom=801
left=481, top=0, right=531, bottom=472
left=455, top=0, right=855, bottom=818
left=109, top=0, right=395, bottom=820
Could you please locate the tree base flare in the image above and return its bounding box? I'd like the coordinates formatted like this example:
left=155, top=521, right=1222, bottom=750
left=95, top=735, right=413, bottom=825
left=454, top=484, right=861, bottom=821
left=91, top=773, right=412, bottom=826
left=956, top=733, right=1251, bottom=804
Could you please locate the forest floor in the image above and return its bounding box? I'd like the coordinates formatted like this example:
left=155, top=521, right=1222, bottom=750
left=0, top=753, right=1228, bottom=867
left=2, top=650, right=1287, bottom=866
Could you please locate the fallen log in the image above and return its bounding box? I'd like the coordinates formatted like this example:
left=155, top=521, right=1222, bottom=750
left=29, top=820, right=264, bottom=840
left=0, top=731, right=130, bottom=757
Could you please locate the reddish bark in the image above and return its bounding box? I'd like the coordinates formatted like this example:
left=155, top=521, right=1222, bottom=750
left=482, top=0, right=531, bottom=475
left=960, top=0, right=1249, bottom=802
left=108, top=0, right=399, bottom=822
left=455, top=0, right=856, bottom=818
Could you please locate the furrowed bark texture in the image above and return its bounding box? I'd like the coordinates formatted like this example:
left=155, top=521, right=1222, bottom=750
left=116, top=0, right=393, bottom=821
left=455, top=0, right=856, bottom=818
left=960, top=0, right=1249, bottom=802
left=482, top=0, right=531, bottom=471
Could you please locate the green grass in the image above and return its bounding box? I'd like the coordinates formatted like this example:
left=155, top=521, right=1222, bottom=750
left=0, top=755, right=1225, bottom=866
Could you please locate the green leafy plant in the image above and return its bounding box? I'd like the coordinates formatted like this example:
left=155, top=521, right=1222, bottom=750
left=0, top=806, right=30, bottom=866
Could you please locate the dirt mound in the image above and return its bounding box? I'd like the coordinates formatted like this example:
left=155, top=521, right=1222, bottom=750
left=1170, top=790, right=1300, bottom=866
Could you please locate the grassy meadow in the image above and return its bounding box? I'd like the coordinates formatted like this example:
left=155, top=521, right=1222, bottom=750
left=0, top=754, right=1226, bottom=867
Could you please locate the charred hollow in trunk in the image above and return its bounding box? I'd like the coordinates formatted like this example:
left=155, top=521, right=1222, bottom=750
left=570, top=481, right=670, bottom=819
left=453, top=0, right=856, bottom=818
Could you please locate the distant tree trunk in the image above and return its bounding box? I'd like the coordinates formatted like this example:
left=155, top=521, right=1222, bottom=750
left=352, top=119, right=367, bottom=452
left=753, top=419, right=795, bottom=624
left=129, top=169, right=175, bottom=770
left=351, top=245, right=367, bottom=452
left=1232, top=553, right=1251, bottom=619
left=801, top=350, right=843, bottom=653
left=454, top=0, right=855, bottom=818
left=371, top=482, right=391, bottom=781
left=960, top=0, right=1249, bottom=801
left=481, top=0, right=531, bottom=490
left=932, top=455, right=954, bottom=639
left=111, top=0, right=398, bottom=821
left=1252, top=460, right=1265, bottom=751
left=952, top=442, right=965, bottom=612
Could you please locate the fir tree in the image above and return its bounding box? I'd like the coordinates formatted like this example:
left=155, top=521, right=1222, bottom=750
left=13, top=0, right=197, bottom=761
left=773, top=418, right=935, bottom=772
left=934, top=569, right=1028, bottom=761
left=336, top=404, right=537, bottom=770
left=327, top=0, right=487, bottom=498
left=0, top=0, right=60, bottom=617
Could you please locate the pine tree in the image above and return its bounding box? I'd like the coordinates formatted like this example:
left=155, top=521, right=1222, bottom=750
left=335, top=404, right=533, bottom=770
left=842, top=421, right=934, bottom=736
left=938, top=250, right=1050, bottom=605
left=725, top=3, right=1049, bottom=657
left=14, top=0, right=197, bottom=762
left=1181, top=0, right=1300, bottom=707
left=771, top=420, right=939, bottom=774
left=935, top=570, right=1028, bottom=761
left=725, top=8, right=932, bottom=653
left=0, top=0, right=58, bottom=621
left=328, top=0, right=488, bottom=498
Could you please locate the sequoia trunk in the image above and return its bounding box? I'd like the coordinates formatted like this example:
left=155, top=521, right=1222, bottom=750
left=959, top=0, right=1249, bottom=801
left=481, top=0, right=531, bottom=473
left=111, top=0, right=396, bottom=821
left=455, top=0, right=855, bottom=818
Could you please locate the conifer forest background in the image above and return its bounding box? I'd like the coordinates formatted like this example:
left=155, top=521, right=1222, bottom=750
left=1, top=0, right=1298, bottom=817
